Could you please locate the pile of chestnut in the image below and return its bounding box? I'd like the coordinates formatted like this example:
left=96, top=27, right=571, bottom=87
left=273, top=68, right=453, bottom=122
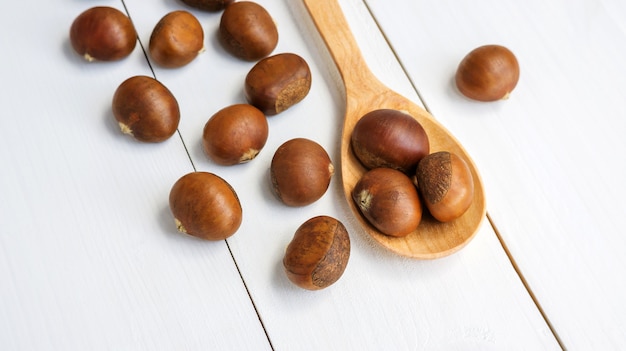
left=350, top=110, right=475, bottom=237
left=349, top=43, right=520, bottom=236
left=69, top=1, right=519, bottom=291
left=70, top=1, right=348, bottom=290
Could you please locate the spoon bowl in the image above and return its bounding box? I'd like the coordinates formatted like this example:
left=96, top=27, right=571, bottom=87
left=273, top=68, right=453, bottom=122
left=303, top=0, right=486, bottom=259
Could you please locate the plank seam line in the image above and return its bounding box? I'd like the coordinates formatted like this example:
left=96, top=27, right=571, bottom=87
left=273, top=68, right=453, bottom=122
left=360, top=1, right=431, bottom=111
left=225, top=241, right=276, bottom=351
left=120, top=0, right=197, bottom=173
left=361, top=1, right=565, bottom=349
left=121, top=1, right=271, bottom=348
left=488, top=214, right=565, bottom=350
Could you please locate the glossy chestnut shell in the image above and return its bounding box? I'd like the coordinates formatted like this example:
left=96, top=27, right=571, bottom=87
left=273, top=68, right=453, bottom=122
left=352, top=167, right=422, bottom=237
left=245, top=53, right=312, bottom=115
left=218, top=1, right=278, bottom=61
left=455, top=44, right=520, bottom=101
left=69, top=6, right=137, bottom=62
left=416, top=151, right=474, bottom=222
left=149, top=10, right=204, bottom=68
left=180, top=0, right=234, bottom=12
left=112, top=76, right=180, bottom=143
left=202, top=104, right=269, bottom=165
left=169, top=172, right=242, bottom=240
left=270, top=138, right=334, bottom=207
left=351, top=109, right=429, bottom=174
left=283, top=215, right=350, bottom=290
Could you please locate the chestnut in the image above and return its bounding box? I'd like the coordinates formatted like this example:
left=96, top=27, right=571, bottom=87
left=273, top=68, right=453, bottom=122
left=245, top=53, right=312, bottom=115
left=180, top=0, right=235, bottom=12
left=270, top=138, right=334, bottom=207
left=69, top=6, right=137, bottom=62
left=112, top=75, right=180, bottom=143
left=352, top=167, right=422, bottom=237
left=149, top=11, right=204, bottom=68
left=202, top=104, right=269, bottom=165
left=283, top=215, right=350, bottom=290
left=169, top=172, right=242, bottom=241
left=351, top=109, right=430, bottom=174
left=416, top=151, right=474, bottom=222
left=219, top=1, right=278, bottom=61
left=455, top=44, right=520, bottom=101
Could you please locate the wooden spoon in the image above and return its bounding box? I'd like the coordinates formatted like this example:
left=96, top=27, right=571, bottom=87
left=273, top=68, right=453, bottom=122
left=303, top=0, right=486, bottom=259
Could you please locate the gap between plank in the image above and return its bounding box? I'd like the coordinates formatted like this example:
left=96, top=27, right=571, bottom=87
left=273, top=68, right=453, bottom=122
left=120, top=1, right=274, bottom=349
left=225, top=240, right=276, bottom=351
left=361, top=1, right=565, bottom=349
left=120, top=0, right=198, bottom=173
left=487, top=214, right=565, bottom=350
left=120, top=0, right=562, bottom=348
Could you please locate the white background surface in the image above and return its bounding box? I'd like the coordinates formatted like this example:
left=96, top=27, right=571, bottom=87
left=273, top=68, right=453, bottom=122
left=1, top=0, right=624, bottom=350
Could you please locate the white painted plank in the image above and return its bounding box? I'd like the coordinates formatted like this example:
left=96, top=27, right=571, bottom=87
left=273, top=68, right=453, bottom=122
left=0, top=1, right=270, bottom=350
left=367, top=0, right=626, bottom=348
left=131, top=0, right=561, bottom=348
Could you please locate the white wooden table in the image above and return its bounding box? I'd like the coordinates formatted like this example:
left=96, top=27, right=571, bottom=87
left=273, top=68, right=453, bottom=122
left=1, top=0, right=624, bottom=349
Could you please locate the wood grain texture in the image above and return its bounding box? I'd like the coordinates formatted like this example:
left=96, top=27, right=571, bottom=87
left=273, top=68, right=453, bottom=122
left=148, top=0, right=560, bottom=348
left=303, top=0, right=486, bottom=259
left=0, top=0, right=568, bottom=349
left=367, top=0, right=626, bottom=348
left=0, top=1, right=270, bottom=350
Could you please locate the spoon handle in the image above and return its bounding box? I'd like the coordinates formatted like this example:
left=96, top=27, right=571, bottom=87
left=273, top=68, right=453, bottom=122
left=303, top=0, right=381, bottom=95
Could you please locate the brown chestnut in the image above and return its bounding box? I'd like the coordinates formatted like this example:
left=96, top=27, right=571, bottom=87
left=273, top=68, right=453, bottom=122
left=169, top=172, right=242, bottom=241
left=219, top=1, right=278, bottom=61
left=271, top=138, right=334, bottom=207
left=202, top=104, right=269, bottom=165
left=245, top=53, right=312, bottom=115
left=352, top=167, right=422, bottom=237
left=180, top=0, right=235, bottom=12
left=112, top=76, right=180, bottom=143
left=455, top=44, right=520, bottom=101
left=149, top=11, right=204, bottom=68
left=351, top=109, right=429, bottom=174
left=416, top=151, right=474, bottom=222
left=283, top=215, right=350, bottom=290
left=70, top=6, right=137, bottom=62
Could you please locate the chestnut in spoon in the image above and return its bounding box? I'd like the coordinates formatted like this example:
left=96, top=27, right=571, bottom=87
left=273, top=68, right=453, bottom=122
left=303, top=0, right=486, bottom=259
